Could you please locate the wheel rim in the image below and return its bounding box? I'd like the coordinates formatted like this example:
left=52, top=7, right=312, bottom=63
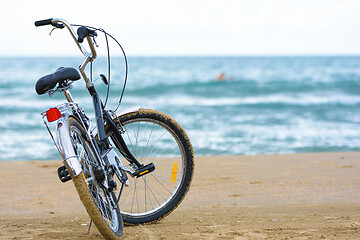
left=114, top=118, right=186, bottom=217
left=69, top=125, right=120, bottom=231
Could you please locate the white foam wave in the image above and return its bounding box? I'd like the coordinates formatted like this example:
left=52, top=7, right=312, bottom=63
left=125, top=93, right=360, bottom=107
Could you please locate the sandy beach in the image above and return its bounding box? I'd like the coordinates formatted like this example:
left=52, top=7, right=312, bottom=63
left=0, top=152, right=359, bottom=239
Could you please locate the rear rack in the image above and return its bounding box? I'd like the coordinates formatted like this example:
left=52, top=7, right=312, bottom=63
left=40, top=102, right=79, bottom=118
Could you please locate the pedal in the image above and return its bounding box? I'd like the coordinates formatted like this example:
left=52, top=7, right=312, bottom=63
left=58, top=165, right=72, bottom=183
left=133, top=163, right=155, bottom=178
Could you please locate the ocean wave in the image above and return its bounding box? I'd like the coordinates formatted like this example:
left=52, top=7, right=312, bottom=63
left=124, top=92, right=360, bottom=107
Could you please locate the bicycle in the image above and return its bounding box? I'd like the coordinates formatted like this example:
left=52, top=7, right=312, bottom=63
left=34, top=18, right=194, bottom=239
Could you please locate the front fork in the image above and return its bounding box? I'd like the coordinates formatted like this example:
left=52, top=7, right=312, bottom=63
left=88, top=82, right=143, bottom=169
left=103, top=110, right=143, bottom=168
left=104, top=109, right=156, bottom=178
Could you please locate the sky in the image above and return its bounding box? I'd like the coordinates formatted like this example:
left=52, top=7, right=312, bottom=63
left=1, top=0, right=360, bottom=56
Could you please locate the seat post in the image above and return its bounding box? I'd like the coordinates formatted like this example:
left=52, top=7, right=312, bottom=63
left=64, top=89, right=74, bottom=103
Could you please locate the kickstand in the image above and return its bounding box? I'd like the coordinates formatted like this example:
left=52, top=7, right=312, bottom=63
left=87, top=220, right=93, bottom=234
left=117, top=183, right=125, bottom=204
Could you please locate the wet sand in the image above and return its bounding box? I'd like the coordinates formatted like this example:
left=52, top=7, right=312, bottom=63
left=0, top=152, right=359, bottom=239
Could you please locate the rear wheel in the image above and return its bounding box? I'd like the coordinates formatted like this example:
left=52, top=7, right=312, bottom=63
left=111, top=109, right=194, bottom=225
left=68, top=116, right=123, bottom=239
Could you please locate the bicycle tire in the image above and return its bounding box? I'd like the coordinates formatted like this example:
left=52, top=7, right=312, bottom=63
left=67, top=116, right=123, bottom=239
left=111, top=109, right=194, bottom=225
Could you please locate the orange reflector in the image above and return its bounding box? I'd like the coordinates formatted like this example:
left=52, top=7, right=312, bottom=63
left=171, top=162, right=178, bottom=183
left=46, top=107, right=62, bottom=122
left=139, top=170, right=149, bottom=176
left=82, top=172, right=89, bottom=188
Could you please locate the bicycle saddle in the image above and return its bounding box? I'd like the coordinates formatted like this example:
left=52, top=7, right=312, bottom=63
left=35, top=67, right=81, bottom=95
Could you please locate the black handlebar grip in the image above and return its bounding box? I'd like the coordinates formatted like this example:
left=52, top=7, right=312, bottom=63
left=35, top=18, right=53, bottom=27
left=77, top=26, right=89, bottom=43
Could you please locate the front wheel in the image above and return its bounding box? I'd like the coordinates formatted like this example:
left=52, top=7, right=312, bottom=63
left=67, top=116, right=123, bottom=239
left=111, top=109, right=194, bottom=225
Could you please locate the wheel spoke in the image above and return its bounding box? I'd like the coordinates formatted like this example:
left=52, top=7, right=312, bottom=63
left=143, top=177, right=155, bottom=210
left=142, top=123, right=155, bottom=161
left=143, top=176, right=161, bottom=206
left=130, top=177, right=138, bottom=213
left=150, top=172, right=179, bottom=187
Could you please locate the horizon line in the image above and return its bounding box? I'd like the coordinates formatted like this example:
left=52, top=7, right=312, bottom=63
left=1, top=54, right=360, bottom=58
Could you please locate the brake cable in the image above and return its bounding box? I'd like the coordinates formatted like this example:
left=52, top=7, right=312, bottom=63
left=71, top=24, right=128, bottom=111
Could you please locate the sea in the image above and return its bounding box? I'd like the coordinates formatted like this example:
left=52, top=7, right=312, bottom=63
left=1, top=56, right=360, bottom=161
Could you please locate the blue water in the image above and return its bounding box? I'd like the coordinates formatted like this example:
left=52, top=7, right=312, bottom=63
left=1, top=56, right=360, bottom=161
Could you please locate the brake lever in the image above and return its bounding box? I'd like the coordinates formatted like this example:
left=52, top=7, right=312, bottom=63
left=53, top=23, right=65, bottom=29
left=92, top=36, right=99, bottom=47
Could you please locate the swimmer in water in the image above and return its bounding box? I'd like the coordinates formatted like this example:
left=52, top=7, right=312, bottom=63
left=216, top=72, right=235, bottom=82
left=216, top=72, right=225, bottom=81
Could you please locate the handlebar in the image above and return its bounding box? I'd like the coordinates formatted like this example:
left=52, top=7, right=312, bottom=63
left=34, top=18, right=97, bottom=86
left=34, top=18, right=97, bottom=58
